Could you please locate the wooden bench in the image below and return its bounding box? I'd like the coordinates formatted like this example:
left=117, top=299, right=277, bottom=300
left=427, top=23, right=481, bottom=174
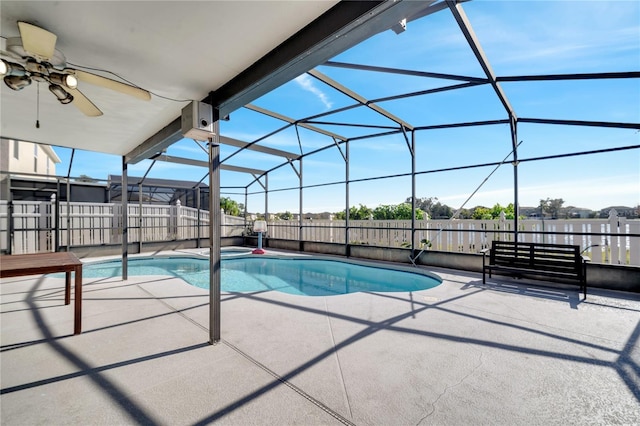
left=481, top=241, right=588, bottom=298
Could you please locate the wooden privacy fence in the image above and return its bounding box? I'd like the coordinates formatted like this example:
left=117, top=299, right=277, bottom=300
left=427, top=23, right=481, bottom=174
left=1, top=200, right=638, bottom=266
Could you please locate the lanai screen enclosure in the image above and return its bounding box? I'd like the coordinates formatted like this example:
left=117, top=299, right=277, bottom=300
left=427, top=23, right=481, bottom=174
left=1, top=1, right=638, bottom=345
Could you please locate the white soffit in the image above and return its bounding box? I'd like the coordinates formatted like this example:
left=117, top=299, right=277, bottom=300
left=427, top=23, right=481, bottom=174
left=0, top=1, right=339, bottom=156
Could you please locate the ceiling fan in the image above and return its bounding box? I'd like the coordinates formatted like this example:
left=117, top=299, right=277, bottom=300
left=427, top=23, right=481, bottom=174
left=1, top=21, right=151, bottom=117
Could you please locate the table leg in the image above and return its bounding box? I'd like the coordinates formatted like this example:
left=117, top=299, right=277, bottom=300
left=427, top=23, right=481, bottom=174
left=74, top=265, right=82, bottom=335
left=65, top=271, right=71, bottom=305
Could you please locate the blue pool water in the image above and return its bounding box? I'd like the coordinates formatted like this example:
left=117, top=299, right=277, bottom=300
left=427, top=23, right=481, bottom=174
left=74, top=256, right=441, bottom=296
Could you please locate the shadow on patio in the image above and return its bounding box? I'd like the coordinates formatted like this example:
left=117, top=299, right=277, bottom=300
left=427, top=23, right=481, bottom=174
left=1, top=263, right=639, bottom=425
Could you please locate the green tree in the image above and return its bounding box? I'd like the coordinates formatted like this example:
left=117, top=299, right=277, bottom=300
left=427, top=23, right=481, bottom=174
left=406, top=196, right=448, bottom=218
left=548, top=198, right=564, bottom=219
left=472, top=203, right=516, bottom=220
left=373, top=203, right=424, bottom=220
left=335, top=204, right=372, bottom=220
left=457, top=208, right=473, bottom=219
left=373, top=204, right=395, bottom=220
left=539, top=198, right=564, bottom=219
left=472, top=206, right=492, bottom=220
left=489, top=203, right=516, bottom=219
left=430, top=201, right=453, bottom=219
left=406, top=196, right=437, bottom=212
left=276, top=211, right=293, bottom=220
left=394, top=203, right=424, bottom=220
left=352, top=204, right=373, bottom=220
left=220, top=197, right=242, bottom=216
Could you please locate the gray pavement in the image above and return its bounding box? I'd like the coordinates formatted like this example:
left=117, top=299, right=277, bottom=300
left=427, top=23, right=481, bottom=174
left=1, top=250, right=639, bottom=425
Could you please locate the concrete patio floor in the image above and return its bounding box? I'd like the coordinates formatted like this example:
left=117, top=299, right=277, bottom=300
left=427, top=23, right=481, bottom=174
left=1, top=250, right=639, bottom=425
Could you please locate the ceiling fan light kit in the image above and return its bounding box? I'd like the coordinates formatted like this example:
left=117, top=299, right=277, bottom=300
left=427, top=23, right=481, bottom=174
left=1, top=58, right=33, bottom=90
left=4, top=73, right=32, bottom=90
left=49, top=72, right=77, bottom=89
left=1, top=58, right=27, bottom=77
left=1, top=20, right=151, bottom=117
left=49, top=84, right=73, bottom=104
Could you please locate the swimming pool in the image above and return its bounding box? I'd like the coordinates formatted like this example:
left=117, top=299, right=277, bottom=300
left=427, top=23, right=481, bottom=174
left=76, top=256, right=441, bottom=296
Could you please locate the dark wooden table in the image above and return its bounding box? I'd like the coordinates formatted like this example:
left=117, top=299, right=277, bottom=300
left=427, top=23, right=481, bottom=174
left=1, top=252, right=83, bottom=334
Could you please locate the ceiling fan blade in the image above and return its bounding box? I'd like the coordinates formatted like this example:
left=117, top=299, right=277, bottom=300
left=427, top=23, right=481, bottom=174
left=68, top=88, right=103, bottom=117
left=18, top=21, right=57, bottom=61
left=70, top=69, right=151, bottom=101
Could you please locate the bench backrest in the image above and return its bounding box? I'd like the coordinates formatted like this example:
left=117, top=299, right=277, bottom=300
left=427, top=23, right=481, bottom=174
left=490, top=241, right=582, bottom=277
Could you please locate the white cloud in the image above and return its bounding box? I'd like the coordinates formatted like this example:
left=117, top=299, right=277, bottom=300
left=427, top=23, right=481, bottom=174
left=295, top=74, right=333, bottom=110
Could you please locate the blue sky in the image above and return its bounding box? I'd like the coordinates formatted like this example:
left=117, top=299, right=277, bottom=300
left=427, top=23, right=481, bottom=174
left=54, top=1, right=639, bottom=213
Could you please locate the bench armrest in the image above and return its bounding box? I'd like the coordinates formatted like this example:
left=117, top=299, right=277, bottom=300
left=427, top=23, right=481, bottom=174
left=581, top=255, right=591, bottom=263
left=480, top=248, right=490, bottom=255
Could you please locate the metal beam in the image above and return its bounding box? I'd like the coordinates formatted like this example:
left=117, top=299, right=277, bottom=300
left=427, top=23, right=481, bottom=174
left=219, top=135, right=299, bottom=159
left=518, top=117, right=640, bottom=130
left=497, top=71, right=640, bottom=82
left=152, top=154, right=266, bottom=175
left=304, top=120, right=398, bottom=130
left=130, top=105, right=337, bottom=167
left=210, top=0, right=437, bottom=118
left=308, top=69, right=414, bottom=130
left=126, top=117, right=183, bottom=164
left=323, top=61, right=488, bottom=83
left=127, top=0, right=437, bottom=164
left=245, top=104, right=348, bottom=141
left=447, top=1, right=516, bottom=119
left=371, top=81, right=487, bottom=104
left=221, top=164, right=266, bottom=176
left=414, top=119, right=510, bottom=131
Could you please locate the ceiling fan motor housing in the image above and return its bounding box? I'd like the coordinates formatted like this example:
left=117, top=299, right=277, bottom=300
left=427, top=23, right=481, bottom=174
left=181, top=101, right=214, bottom=141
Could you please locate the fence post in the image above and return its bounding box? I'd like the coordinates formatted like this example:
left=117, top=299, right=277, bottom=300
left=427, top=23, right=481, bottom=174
left=423, top=217, right=430, bottom=250
left=329, top=214, right=334, bottom=243
left=172, top=200, right=181, bottom=240
left=51, top=193, right=58, bottom=252
left=607, top=208, right=620, bottom=264
left=38, top=201, right=49, bottom=252
left=629, top=218, right=640, bottom=266
left=220, top=209, right=226, bottom=237
left=499, top=211, right=508, bottom=242
left=618, top=215, right=627, bottom=265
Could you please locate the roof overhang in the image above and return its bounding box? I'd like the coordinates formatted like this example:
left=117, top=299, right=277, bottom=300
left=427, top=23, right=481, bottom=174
left=124, top=0, right=438, bottom=164
left=1, top=1, right=437, bottom=165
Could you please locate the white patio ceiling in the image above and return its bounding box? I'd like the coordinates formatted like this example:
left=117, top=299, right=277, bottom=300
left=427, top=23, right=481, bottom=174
left=0, top=1, right=424, bottom=160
